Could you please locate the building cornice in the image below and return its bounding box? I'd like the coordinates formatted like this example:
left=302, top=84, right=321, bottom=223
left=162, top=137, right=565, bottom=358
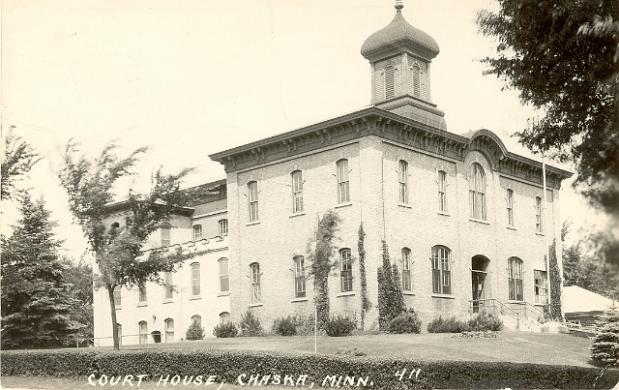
left=209, top=107, right=572, bottom=189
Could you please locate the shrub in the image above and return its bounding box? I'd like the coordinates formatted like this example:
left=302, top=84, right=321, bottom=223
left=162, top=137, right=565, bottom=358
left=212, top=322, right=238, bottom=338
left=427, top=316, right=469, bottom=333
left=376, top=241, right=405, bottom=330
left=185, top=321, right=205, bottom=340
left=388, top=308, right=422, bottom=334
left=291, top=315, right=316, bottom=336
left=324, top=315, right=356, bottom=337
left=2, top=349, right=618, bottom=389
left=591, top=321, right=619, bottom=367
left=239, top=310, right=264, bottom=337
left=467, top=312, right=504, bottom=332
left=272, top=316, right=297, bottom=336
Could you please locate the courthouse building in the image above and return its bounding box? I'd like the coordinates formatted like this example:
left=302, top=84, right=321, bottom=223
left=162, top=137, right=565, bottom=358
left=93, top=3, right=572, bottom=346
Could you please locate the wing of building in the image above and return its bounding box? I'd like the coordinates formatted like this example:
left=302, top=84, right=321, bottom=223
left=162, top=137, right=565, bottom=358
left=93, top=2, right=572, bottom=346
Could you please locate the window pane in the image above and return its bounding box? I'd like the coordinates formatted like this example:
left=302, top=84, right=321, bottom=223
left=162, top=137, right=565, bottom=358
left=193, top=225, right=202, bottom=241
left=161, top=224, right=171, bottom=247
left=340, top=249, right=353, bottom=292
left=219, top=219, right=228, bottom=236
left=248, top=182, right=259, bottom=221
left=219, top=258, right=229, bottom=293
left=191, top=263, right=200, bottom=296
left=336, top=160, right=350, bottom=203
left=251, top=263, right=261, bottom=302
left=292, top=171, right=304, bottom=213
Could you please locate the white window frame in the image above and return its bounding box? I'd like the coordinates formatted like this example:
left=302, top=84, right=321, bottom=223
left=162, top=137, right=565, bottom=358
left=293, top=255, right=306, bottom=298
left=250, top=262, right=261, bottom=303
left=535, top=196, right=543, bottom=233
left=138, top=321, right=148, bottom=345
left=219, top=219, right=228, bottom=236
left=507, top=189, right=515, bottom=226
left=340, top=248, right=353, bottom=292
left=291, top=170, right=304, bottom=214
left=431, top=245, right=451, bottom=294
left=193, top=224, right=202, bottom=241
left=218, top=257, right=229, bottom=293
left=190, top=262, right=200, bottom=297
left=508, top=257, right=524, bottom=301
left=336, top=159, right=350, bottom=204
left=469, top=163, right=487, bottom=220
left=164, top=318, right=174, bottom=343
left=438, top=170, right=447, bottom=212
left=402, top=247, right=412, bottom=291
left=398, top=160, right=409, bottom=204
left=248, top=181, right=259, bottom=222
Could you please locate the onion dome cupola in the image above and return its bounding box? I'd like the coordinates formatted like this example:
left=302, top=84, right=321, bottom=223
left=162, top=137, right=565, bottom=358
left=361, top=0, right=446, bottom=130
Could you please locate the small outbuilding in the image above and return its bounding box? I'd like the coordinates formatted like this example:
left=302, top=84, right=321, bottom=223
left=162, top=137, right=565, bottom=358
left=563, top=285, right=616, bottom=325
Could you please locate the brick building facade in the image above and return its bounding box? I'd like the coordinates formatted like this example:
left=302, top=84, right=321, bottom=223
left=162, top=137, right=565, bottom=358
left=93, top=3, right=571, bottom=345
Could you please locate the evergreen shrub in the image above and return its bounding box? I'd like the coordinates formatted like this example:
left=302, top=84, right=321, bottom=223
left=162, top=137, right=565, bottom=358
left=427, top=316, right=469, bottom=333
left=388, top=308, right=422, bottom=334
left=272, top=316, right=297, bottom=336
left=239, top=310, right=264, bottom=337
left=185, top=321, right=205, bottom=340
left=212, top=322, right=238, bottom=338
left=324, top=316, right=356, bottom=337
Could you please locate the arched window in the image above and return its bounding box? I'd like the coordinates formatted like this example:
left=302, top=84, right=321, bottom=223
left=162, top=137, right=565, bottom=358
left=336, top=159, right=350, bottom=204
left=431, top=246, right=451, bottom=294
left=250, top=262, right=261, bottom=303
left=138, top=321, right=148, bottom=345
left=163, top=272, right=173, bottom=300
left=247, top=181, right=259, bottom=222
left=116, top=323, right=122, bottom=346
left=191, top=315, right=202, bottom=327
left=160, top=223, right=171, bottom=246
left=508, top=257, right=523, bottom=301
left=340, top=248, right=353, bottom=292
left=193, top=224, right=202, bottom=241
left=218, top=219, right=228, bottom=236
left=164, top=318, right=174, bottom=342
left=506, top=189, right=514, bottom=226
left=398, top=160, right=409, bottom=204
left=293, top=255, right=306, bottom=298
left=113, top=287, right=122, bottom=307
left=401, top=248, right=412, bottom=291
left=190, top=262, right=200, bottom=297
left=218, top=257, right=229, bottom=293
left=412, top=63, right=421, bottom=97
left=469, top=163, right=487, bottom=220
left=535, top=196, right=543, bottom=233
left=219, top=312, right=231, bottom=325
left=291, top=170, right=304, bottom=213
left=438, top=170, right=447, bottom=212
left=138, top=284, right=147, bottom=303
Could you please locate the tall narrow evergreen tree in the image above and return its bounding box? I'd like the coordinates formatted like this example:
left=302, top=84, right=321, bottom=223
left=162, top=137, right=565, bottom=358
left=377, top=240, right=405, bottom=330
left=1, top=192, right=80, bottom=349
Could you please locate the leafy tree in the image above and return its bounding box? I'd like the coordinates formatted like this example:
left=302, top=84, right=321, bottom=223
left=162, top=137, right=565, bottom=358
left=477, top=0, right=619, bottom=217
left=306, top=211, right=340, bottom=327
left=377, top=240, right=405, bottom=330
left=62, top=257, right=94, bottom=346
left=57, top=141, right=192, bottom=350
left=1, top=129, right=39, bottom=200
left=0, top=192, right=80, bottom=348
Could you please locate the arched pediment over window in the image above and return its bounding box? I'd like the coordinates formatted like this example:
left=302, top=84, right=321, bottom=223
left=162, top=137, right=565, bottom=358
left=468, top=129, right=509, bottom=170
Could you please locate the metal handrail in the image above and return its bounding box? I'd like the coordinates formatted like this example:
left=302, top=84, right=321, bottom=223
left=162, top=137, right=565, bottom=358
left=469, top=298, right=520, bottom=317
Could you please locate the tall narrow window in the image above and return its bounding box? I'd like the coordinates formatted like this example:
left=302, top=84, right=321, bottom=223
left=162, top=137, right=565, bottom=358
left=113, top=287, right=122, bottom=307
left=191, top=315, right=202, bottom=327
left=247, top=181, right=259, bottom=222
left=250, top=262, right=261, bottom=303
left=219, top=219, right=228, bottom=236
left=193, top=225, right=202, bottom=241
left=340, top=248, right=353, bottom=292
left=138, top=284, right=147, bottom=303
left=398, top=160, right=409, bottom=204
left=431, top=245, right=451, bottom=294
left=401, top=248, right=412, bottom=291
left=219, top=312, right=231, bottom=324
left=164, top=318, right=174, bottom=342
left=138, top=321, right=148, bottom=345
left=469, top=163, right=487, bottom=220
left=508, top=257, right=523, bottom=301
left=336, top=159, right=350, bottom=204
left=160, top=223, right=171, bottom=246
left=506, top=189, right=514, bottom=227
left=412, top=63, right=421, bottom=97
left=438, top=170, right=447, bottom=212
left=534, top=270, right=548, bottom=304
left=385, top=65, right=395, bottom=99
left=291, top=170, right=304, bottom=213
left=163, top=272, right=173, bottom=300
left=190, top=262, right=200, bottom=296
left=218, top=257, right=229, bottom=293
left=293, top=255, right=306, bottom=298
left=535, top=196, right=543, bottom=233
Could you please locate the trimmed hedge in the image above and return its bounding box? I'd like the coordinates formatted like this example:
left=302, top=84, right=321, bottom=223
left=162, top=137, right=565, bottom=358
left=2, top=349, right=618, bottom=389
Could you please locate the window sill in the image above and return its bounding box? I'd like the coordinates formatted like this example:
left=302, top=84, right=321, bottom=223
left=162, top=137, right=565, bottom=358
left=535, top=232, right=545, bottom=236
left=137, top=302, right=148, bottom=307
left=402, top=291, right=415, bottom=296
left=291, top=297, right=308, bottom=303
left=115, top=306, right=122, bottom=311
left=398, top=203, right=412, bottom=209
left=289, top=212, right=306, bottom=219
left=506, top=300, right=525, bottom=305
left=437, top=211, right=450, bottom=216
left=506, top=226, right=517, bottom=230
left=246, top=221, right=261, bottom=227
left=469, top=218, right=490, bottom=225
left=334, top=202, right=352, bottom=209
left=217, top=292, right=230, bottom=297
left=431, top=294, right=455, bottom=299
left=336, top=291, right=355, bottom=297
left=162, top=299, right=174, bottom=304
left=189, top=296, right=202, bottom=301
left=249, top=303, right=264, bottom=308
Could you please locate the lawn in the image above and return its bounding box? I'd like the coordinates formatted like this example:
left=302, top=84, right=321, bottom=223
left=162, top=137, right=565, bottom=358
left=105, top=331, right=591, bottom=367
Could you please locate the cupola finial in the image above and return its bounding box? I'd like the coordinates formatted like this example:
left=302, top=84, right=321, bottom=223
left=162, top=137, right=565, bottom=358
left=395, top=0, right=404, bottom=12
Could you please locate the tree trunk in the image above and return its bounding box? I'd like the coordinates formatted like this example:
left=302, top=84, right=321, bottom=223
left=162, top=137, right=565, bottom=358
left=106, top=285, right=120, bottom=350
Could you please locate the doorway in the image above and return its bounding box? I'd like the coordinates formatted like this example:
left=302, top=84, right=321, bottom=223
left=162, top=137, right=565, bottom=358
left=471, top=255, right=490, bottom=313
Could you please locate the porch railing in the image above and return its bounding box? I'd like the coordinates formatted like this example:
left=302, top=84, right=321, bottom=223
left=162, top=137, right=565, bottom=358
left=469, top=298, right=520, bottom=329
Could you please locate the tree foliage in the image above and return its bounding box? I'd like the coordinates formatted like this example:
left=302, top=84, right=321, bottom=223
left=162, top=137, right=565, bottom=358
left=307, top=211, right=340, bottom=327
left=377, top=240, right=405, bottom=331
left=1, top=129, right=40, bottom=200
left=547, top=239, right=563, bottom=320
left=61, top=257, right=94, bottom=346
left=357, top=223, right=371, bottom=329
left=57, top=140, right=192, bottom=350
left=477, top=0, right=619, bottom=216
left=0, top=192, right=80, bottom=349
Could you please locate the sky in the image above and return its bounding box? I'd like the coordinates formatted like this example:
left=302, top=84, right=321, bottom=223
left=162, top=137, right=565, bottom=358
left=1, top=0, right=608, bottom=258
